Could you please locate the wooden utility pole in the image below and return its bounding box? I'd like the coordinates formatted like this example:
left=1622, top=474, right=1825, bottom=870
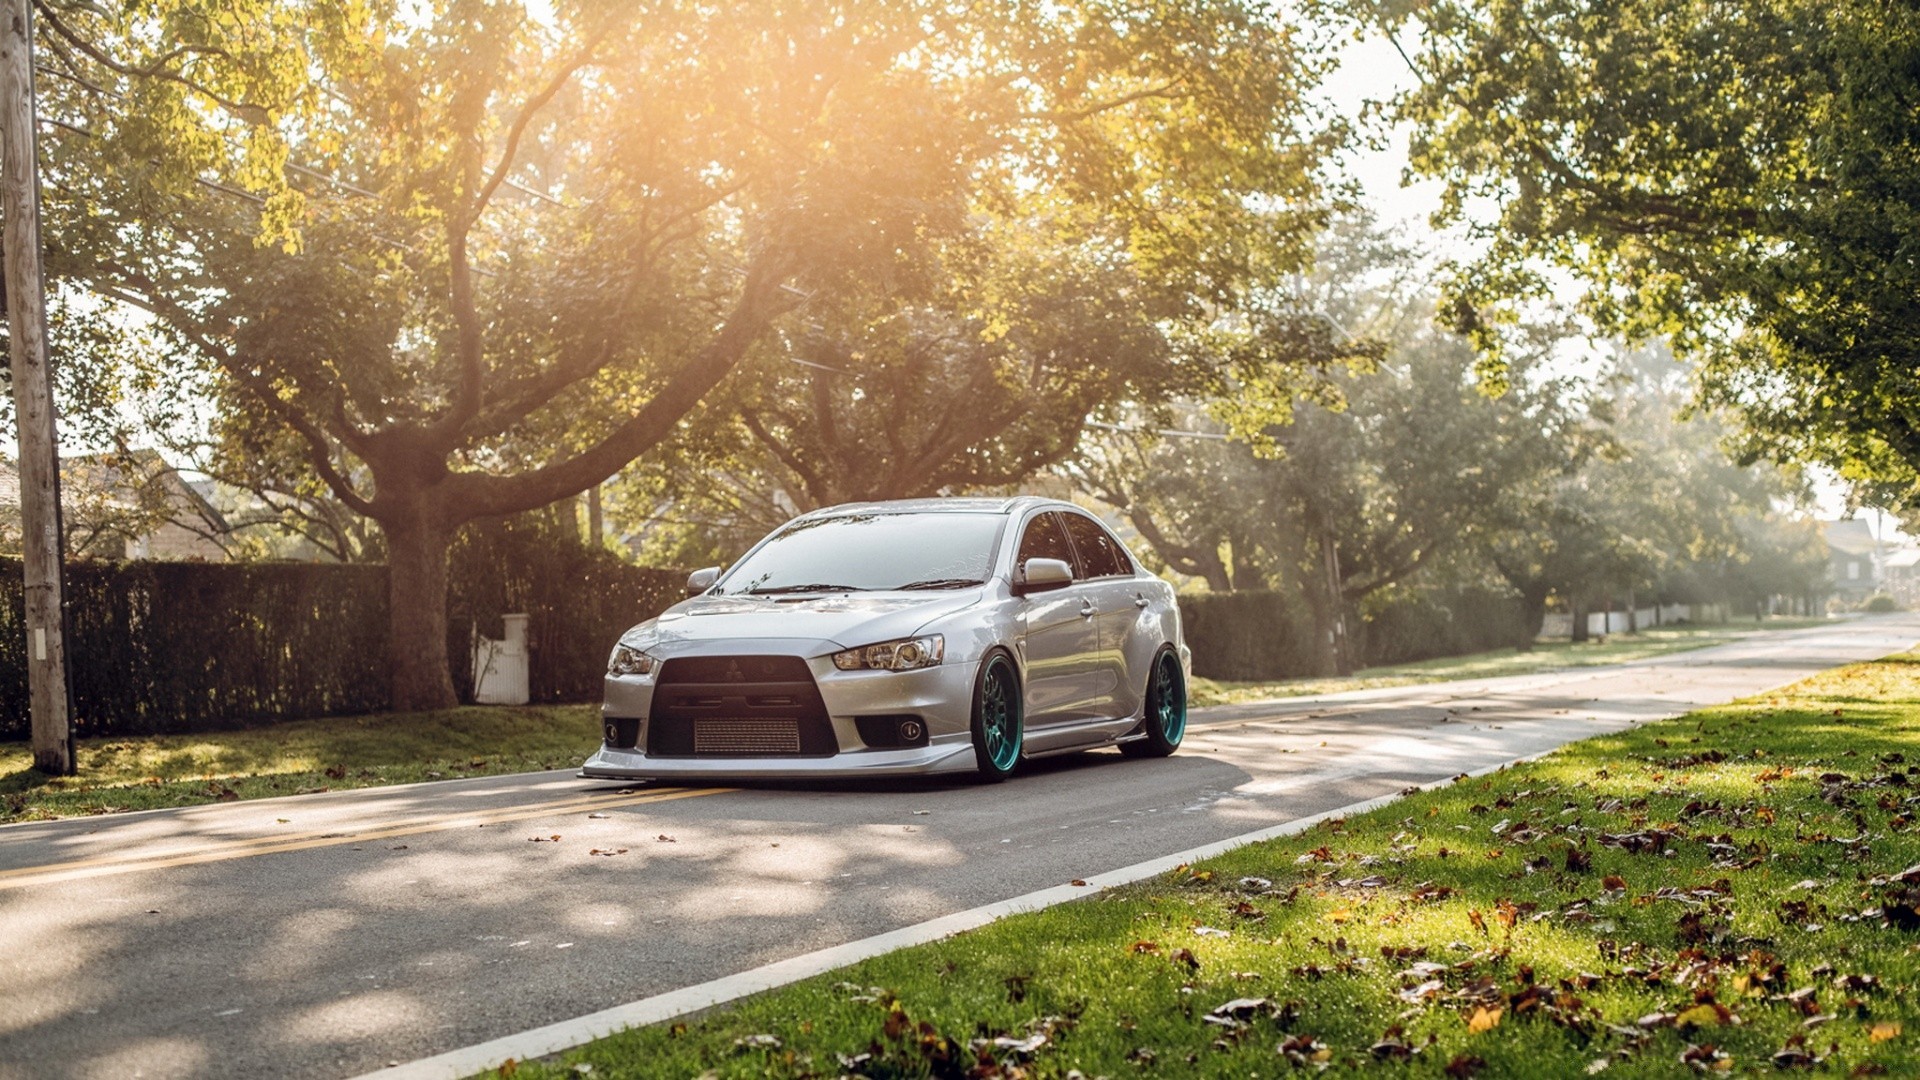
left=0, top=0, right=73, bottom=775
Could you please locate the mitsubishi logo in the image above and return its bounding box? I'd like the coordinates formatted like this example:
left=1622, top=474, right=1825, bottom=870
left=723, top=660, right=745, bottom=682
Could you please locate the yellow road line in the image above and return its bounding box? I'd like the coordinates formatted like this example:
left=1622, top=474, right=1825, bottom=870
left=0, top=786, right=732, bottom=892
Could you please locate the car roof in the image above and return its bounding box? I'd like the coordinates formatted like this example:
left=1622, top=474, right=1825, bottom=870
left=796, top=496, right=1075, bottom=520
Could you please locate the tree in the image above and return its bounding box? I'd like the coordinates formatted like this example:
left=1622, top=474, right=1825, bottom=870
left=45, top=0, right=1351, bottom=708
left=1391, top=0, right=1920, bottom=505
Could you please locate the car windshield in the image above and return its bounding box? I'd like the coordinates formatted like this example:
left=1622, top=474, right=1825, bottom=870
left=717, top=512, right=1004, bottom=595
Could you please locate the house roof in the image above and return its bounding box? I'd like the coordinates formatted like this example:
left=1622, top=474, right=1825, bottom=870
left=1824, top=518, right=1880, bottom=555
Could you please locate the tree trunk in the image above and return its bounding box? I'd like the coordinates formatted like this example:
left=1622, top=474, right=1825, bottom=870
left=1570, top=596, right=1590, bottom=643
left=384, top=513, right=458, bottom=712
left=1515, top=582, right=1550, bottom=651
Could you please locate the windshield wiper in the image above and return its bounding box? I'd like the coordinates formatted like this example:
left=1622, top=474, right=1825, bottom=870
left=896, top=578, right=986, bottom=591
left=743, top=583, right=865, bottom=595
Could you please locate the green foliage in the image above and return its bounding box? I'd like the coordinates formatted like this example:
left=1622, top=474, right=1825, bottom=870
left=1358, top=585, right=1533, bottom=666
left=0, top=524, right=681, bottom=737
left=1395, top=0, right=1920, bottom=507
left=1178, top=586, right=1533, bottom=681
left=445, top=514, right=684, bottom=703
left=1866, top=595, right=1900, bottom=614
left=39, top=0, right=1361, bottom=707
left=1177, top=590, right=1316, bottom=682
left=0, top=558, right=388, bottom=738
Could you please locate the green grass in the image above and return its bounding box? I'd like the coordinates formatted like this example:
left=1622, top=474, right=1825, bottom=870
left=501, top=650, right=1920, bottom=1079
left=1190, top=618, right=1835, bottom=707
left=0, top=704, right=600, bottom=824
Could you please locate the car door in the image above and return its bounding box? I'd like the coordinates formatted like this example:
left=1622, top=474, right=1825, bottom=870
left=1059, top=510, right=1147, bottom=720
left=1012, top=511, right=1104, bottom=732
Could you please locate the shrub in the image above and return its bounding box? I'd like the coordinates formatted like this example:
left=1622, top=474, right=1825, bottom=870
left=1866, top=594, right=1900, bottom=613
left=0, top=520, right=684, bottom=739
left=1176, top=590, right=1317, bottom=681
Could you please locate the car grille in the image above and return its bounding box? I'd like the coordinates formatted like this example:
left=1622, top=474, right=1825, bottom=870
left=694, top=718, right=802, bottom=755
left=647, top=655, right=837, bottom=757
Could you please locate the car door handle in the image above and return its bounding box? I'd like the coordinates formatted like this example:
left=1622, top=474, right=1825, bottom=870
left=1079, top=602, right=1097, bottom=618
left=1134, top=594, right=1150, bottom=608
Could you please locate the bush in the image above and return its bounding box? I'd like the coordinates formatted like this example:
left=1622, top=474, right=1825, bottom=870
left=447, top=517, right=684, bottom=703
left=1866, top=594, right=1900, bottom=613
left=0, top=520, right=684, bottom=739
left=1175, top=584, right=1532, bottom=683
left=0, top=559, right=388, bottom=739
left=1359, top=585, right=1532, bottom=667
left=1177, top=590, right=1316, bottom=681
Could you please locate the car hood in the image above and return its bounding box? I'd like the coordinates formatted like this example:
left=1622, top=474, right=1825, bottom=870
left=618, top=590, right=986, bottom=654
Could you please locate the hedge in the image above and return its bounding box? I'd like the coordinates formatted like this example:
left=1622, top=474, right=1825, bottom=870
left=1176, top=590, right=1317, bottom=682
left=1177, top=585, right=1533, bottom=683
left=1357, top=584, right=1533, bottom=667
left=0, top=532, right=684, bottom=739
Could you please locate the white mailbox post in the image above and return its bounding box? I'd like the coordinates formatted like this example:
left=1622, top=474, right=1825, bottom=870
left=472, top=613, right=531, bottom=705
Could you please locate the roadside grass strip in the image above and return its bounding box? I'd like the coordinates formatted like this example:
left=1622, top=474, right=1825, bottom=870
left=1189, top=618, right=1834, bottom=707
left=500, top=653, right=1920, bottom=1079
left=0, top=704, right=600, bottom=824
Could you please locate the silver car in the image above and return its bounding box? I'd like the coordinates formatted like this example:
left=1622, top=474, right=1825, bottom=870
left=580, top=497, right=1190, bottom=782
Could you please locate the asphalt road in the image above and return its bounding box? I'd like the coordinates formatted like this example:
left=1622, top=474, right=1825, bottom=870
left=2, top=616, right=1914, bottom=1080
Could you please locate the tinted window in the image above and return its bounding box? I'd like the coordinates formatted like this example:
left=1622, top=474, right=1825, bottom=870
left=716, top=512, right=1004, bottom=594
left=1017, top=512, right=1075, bottom=571
left=1062, top=512, right=1131, bottom=578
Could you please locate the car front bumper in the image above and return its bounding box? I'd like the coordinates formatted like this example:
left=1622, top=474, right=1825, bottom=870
left=580, top=640, right=984, bottom=781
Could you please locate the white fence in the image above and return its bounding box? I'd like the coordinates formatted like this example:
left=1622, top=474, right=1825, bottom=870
left=1539, top=603, right=1717, bottom=639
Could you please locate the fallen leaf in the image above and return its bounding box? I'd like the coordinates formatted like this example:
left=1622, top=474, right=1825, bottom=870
left=1871, top=1021, right=1901, bottom=1043
left=1070, top=879, right=1088, bottom=886
left=1467, top=1006, right=1503, bottom=1034
left=656, top=834, right=676, bottom=843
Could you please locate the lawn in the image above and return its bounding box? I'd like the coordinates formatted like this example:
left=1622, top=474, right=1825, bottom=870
left=1189, top=617, right=1836, bottom=707
left=502, top=649, right=1920, bottom=1078
left=0, top=704, right=600, bottom=824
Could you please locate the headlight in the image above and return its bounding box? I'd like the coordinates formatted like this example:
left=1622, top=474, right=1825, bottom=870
left=607, top=643, right=659, bottom=677
left=832, top=634, right=944, bottom=672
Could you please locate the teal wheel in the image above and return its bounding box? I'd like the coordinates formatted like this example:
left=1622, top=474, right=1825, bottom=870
left=1122, top=649, right=1186, bottom=758
left=970, top=653, right=1023, bottom=781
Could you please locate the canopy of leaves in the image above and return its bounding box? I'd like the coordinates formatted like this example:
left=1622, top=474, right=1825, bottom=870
left=1392, top=0, right=1920, bottom=506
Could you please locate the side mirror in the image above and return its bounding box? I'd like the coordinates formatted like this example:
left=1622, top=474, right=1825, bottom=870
left=686, top=566, right=720, bottom=597
left=1014, top=557, right=1073, bottom=595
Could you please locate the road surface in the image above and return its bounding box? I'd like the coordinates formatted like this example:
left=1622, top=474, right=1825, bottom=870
left=1, top=615, right=1913, bottom=1079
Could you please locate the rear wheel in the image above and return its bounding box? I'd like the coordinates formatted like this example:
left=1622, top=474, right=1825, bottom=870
left=1121, top=649, right=1186, bottom=758
left=970, top=652, right=1023, bottom=781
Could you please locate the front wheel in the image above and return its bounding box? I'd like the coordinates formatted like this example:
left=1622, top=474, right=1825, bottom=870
left=970, top=652, right=1024, bottom=781
left=1121, top=649, right=1186, bottom=758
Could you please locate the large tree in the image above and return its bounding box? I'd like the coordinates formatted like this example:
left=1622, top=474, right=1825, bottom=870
left=43, top=0, right=1348, bottom=708
left=1390, top=0, right=1920, bottom=501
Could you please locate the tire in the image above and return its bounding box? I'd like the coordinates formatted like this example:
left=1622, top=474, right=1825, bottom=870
left=1121, top=649, right=1186, bottom=758
left=970, top=652, right=1024, bottom=781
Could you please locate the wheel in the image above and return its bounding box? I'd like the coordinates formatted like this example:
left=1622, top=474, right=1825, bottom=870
left=970, top=652, right=1024, bottom=781
left=1121, top=649, right=1186, bottom=758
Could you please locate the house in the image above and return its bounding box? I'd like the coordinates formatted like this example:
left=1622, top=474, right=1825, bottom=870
left=1823, top=518, right=1882, bottom=603
left=0, top=450, right=229, bottom=561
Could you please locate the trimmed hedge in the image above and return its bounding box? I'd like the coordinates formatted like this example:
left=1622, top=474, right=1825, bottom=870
left=1176, top=590, right=1316, bottom=681
left=0, top=537, right=684, bottom=739
left=1178, top=585, right=1533, bottom=683
left=0, top=560, right=389, bottom=738
left=1358, top=585, right=1533, bottom=667
left=445, top=523, right=684, bottom=704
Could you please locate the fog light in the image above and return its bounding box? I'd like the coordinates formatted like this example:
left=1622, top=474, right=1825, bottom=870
left=899, top=719, right=924, bottom=742
left=604, top=723, right=618, bottom=743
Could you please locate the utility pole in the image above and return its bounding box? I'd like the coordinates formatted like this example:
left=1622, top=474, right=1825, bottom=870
left=0, top=0, right=73, bottom=775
